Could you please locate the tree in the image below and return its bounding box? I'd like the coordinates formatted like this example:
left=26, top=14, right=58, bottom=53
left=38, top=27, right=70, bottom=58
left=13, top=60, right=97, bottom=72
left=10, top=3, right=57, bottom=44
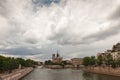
left=111, top=60, right=117, bottom=68
left=16, top=58, right=26, bottom=67
left=90, top=56, right=96, bottom=66
left=44, top=60, right=52, bottom=65
left=25, top=59, right=38, bottom=67
left=105, top=53, right=113, bottom=66
left=0, top=55, right=6, bottom=71
left=83, top=57, right=91, bottom=66
left=61, top=61, right=67, bottom=65
left=97, top=55, right=104, bottom=66
left=0, top=55, right=38, bottom=73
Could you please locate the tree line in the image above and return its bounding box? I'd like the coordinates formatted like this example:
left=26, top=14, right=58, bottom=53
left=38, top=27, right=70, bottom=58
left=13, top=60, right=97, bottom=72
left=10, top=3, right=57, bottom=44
left=0, top=55, right=38, bottom=73
left=44, top=60, right=72, bottom=66
left=83, top=53, right=120, bottom=68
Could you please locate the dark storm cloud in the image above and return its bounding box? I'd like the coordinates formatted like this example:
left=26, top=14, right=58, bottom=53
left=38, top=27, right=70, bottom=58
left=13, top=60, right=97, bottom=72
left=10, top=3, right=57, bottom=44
left=0, top=47, right=42, bottom=55
left=0, top=43, right=58, bottom=59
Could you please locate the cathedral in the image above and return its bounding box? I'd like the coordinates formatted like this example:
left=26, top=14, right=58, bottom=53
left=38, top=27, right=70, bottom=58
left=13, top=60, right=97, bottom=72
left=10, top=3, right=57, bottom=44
left=52, top=51, right=62, bottom=63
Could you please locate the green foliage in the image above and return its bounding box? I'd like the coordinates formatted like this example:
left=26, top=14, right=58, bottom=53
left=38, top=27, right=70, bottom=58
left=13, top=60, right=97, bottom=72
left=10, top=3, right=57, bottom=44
left=44, top=60, right=52, bottom=65
left=61, top=61, right=72, bottom=65
left=83, top=57, right=91, bottom=66
left=105, top=53, right=113, bottom=66
left=0, top=55, right=38, bottom=72
left=44, top=60, right=72, bottom=66
left=111, top=60, right=117, bottom=68
left=25, top=59, right=38, bottom=67
left=90, top=56, right=96, bottom=66
left=97, top=55, right=104, bottom=66
left=83, top=56, right=96, bottom=66
left=61, top=61, right=67, bottom=65
left=117, top=59, right=120, bottom=67
left=83, top=53, right=120, bottom=68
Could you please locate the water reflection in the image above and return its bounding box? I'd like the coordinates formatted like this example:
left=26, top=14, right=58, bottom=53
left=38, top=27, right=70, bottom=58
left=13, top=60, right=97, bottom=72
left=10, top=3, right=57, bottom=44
left=22, top=68, right=120, bottom=80
left=82, top=71, right=120, bottom=80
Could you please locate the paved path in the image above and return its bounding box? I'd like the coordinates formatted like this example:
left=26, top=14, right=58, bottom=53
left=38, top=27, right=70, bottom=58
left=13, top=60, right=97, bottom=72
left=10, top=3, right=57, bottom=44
left=1, top=67, right=33, bottom=80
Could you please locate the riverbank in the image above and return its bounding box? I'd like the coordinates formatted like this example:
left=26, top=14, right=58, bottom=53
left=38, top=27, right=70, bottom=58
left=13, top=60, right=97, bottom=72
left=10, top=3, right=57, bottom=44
left=83, top=67, right=120, bottom=77
left=44, top=65, right=81, bottom=69
left=44, top=65, right=63, bottom=69
left=0, top=67, right=33, bottom=80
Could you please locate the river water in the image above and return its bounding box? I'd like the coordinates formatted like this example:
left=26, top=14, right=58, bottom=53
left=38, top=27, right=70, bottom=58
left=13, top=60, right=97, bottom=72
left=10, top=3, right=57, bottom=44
left=22, top=68, right=120, bottom=80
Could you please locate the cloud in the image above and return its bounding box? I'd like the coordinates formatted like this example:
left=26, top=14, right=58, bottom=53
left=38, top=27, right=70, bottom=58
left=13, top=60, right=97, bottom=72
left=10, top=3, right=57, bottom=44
left=32, top=0, right=60, bottom=6
left=47, top=0, right=120, bottom=45
left=0, top=0, right=120, bottom=60
left=109, top=6, right=120, bottom=20
left=83, top=23, right=120, bottom=42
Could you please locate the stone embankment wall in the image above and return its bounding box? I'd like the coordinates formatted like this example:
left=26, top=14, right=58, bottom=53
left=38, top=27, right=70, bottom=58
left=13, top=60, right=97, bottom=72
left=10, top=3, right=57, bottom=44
left=83, top=67, right=120, bottom=76
left=1, top=67, right=33, bottom=80
left=45, top=65, right=63, bottom=69
left=45, top=65, right=74, bottom=69
left=64, top=65, right=73, bottom=68
left=44, top=65, right=83, bottom=69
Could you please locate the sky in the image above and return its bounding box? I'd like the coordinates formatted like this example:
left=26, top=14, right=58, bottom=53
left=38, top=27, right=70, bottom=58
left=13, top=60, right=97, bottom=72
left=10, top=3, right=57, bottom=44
left=0, top=0, right=120, bottom=61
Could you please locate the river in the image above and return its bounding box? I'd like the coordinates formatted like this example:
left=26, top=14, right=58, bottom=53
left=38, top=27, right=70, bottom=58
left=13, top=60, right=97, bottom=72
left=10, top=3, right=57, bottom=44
left=22, top=68, right=120, bottom=80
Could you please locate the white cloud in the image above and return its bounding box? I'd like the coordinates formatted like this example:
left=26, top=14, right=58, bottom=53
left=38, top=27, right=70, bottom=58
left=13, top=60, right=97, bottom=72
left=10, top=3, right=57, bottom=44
left=0, top=0, right=120, bottom=60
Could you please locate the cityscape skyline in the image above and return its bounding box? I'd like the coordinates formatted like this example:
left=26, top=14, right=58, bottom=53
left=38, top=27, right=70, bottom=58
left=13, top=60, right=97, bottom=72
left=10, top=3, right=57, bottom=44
left=0, top=0, right=120, bottom=61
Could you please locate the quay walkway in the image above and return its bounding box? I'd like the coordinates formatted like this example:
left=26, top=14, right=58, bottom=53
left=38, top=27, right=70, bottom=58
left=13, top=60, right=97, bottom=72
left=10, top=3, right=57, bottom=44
left=0, top=67, right=33, bottom=80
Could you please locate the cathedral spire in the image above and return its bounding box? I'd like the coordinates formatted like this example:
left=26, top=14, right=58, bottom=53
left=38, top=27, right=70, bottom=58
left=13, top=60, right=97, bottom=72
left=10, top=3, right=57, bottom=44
left=57, top=50, right=59, bottom=54
left=57, top=50, right=59, bottom=57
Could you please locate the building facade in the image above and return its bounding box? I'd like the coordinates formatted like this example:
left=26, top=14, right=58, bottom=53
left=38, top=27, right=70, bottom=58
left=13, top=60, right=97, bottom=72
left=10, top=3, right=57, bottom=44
left=97, top=43, right=120, bottom=61
left=71, top=58, right=83, bottom=68
left=52, top=52, right=62, bottom=63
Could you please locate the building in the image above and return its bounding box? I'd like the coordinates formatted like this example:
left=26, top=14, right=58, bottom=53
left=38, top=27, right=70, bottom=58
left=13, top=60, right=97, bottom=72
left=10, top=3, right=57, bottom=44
left=112, top=43, right=120, bottom=52
left=97, top=43, right=120, bottom=61
left=52, top=51, right=62, bottom=63
left=71, top=58, right=83, bottom=68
